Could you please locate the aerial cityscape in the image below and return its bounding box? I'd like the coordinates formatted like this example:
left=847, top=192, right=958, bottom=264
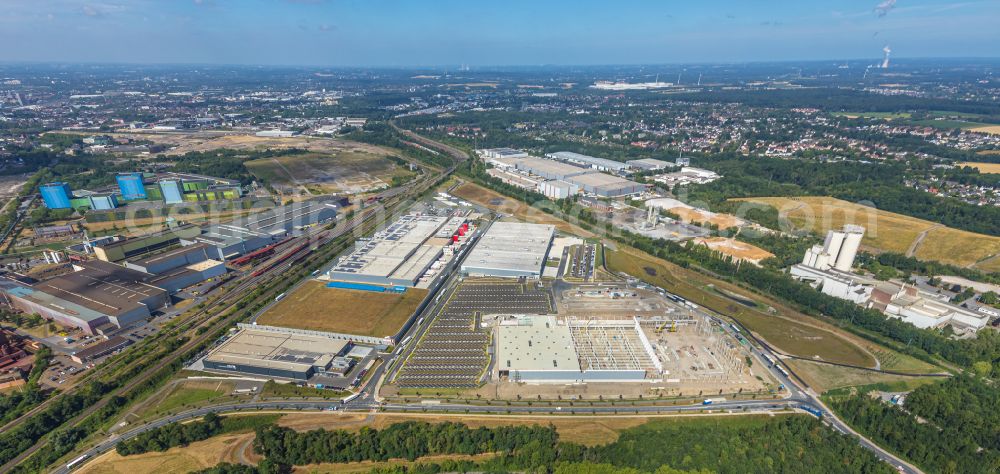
left=1, top=1, right=1000, bottom=473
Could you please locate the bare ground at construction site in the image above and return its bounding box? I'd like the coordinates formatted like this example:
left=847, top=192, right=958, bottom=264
left=95, top=131, right=395, bottom=157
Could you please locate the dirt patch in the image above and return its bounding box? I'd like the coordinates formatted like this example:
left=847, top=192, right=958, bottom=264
left=690, top=237, right=774, bottom=264
left=451, top=182, right=595, bottom=238
left=245, top=151, right=413, bottom=195
left=668, top=207, right=742, bottom=229
left=278, top=412, right=648, bottom=446
left=78, top=433, right=251, bottom=474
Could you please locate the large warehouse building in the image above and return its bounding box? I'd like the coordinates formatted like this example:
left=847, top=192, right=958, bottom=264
left=327, top=213, right=463, bottom=287
left=496, top=316, right=658, bottom=383
left=491, top=156, right=593, bottom=181
left=228, top=200, right=339, bottom=238
left=94, top=224, right=202, bottom=262
left=202, top=328, right=350, bottom=380
left=124, top=243, right=223, bottom=274
left=0, top=261, right=169, bottom=334
left=564, top=172, right=648, bottom=197
left=546, top=151, right=630, bottom=174
left=462, top=222, right=554, bottom=278
left=488, top=155, right=647, bottom=197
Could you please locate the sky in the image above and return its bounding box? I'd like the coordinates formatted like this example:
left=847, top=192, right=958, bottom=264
left=1, top=0, right=998, bottom=66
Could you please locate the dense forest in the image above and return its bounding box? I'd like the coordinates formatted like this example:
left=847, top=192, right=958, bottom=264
left=828, top=376, right=1000, bottom=473
left=245, top=417, right=891, bottom=474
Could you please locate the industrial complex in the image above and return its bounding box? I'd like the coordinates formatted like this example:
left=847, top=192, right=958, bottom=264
left=41, top=171, right=243, bottom=210
left=203, top=328, right=351, bottom=380
left=792, top=225, right=990, bottom=332
left=480, top=148, right=649, bottom=198
left=326, top=212, right=471, bottom=287
left=0, top=260, right=169, bottom=335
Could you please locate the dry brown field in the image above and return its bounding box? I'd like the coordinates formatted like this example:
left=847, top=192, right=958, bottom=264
left=257, top=281, right=427, bottom=338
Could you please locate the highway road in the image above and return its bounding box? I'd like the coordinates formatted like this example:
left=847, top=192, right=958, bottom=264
left=54, top=129, right=919, bottom=474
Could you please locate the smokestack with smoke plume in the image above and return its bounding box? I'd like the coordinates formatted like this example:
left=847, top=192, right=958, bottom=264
left=881, top=45, right=891, bottom=69
left=875, top=0, right=897, bottom=17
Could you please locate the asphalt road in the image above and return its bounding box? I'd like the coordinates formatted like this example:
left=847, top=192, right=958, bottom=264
left=56, top=131, right=919, bottom=474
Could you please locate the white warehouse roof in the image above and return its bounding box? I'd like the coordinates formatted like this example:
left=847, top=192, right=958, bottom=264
left=462, top=222, right=555, bottom=277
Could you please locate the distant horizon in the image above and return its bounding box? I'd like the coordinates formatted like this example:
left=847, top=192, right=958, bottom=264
left=3, top=0, right=998, bottom=67
left=2, top=56, right=999, bottom=71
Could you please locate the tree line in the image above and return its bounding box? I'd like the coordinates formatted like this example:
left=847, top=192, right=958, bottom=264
left=828, top=376, right=1000, bottom=473
left=463, top=157, right=1000, bottom=375
left=194, top=416, right=894, bottom=473
left=116, top=413, right=279, bottom=456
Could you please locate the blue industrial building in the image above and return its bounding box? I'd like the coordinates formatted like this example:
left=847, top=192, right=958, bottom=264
left=40, top=183, right=73, bottom=209
left=326, top=281, right=407, bottom=293
left=158, top=179, right=185, bottom=204
left=116, top=172, right=147, bottom=200
left=88, top=193, right=119, bottom=211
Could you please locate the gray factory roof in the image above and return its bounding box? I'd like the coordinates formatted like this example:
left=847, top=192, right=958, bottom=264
left=505, top=156, right=593, bottom=179
left=231, top=201, right=338, bottom=234
left=0, top=279, right=110, bottom=323
left=463, top=222, right=554, bottom=276
left=30, top=261, right=165, bottom=318
left=205, top=329, right=348, bottom=373
left=565, top=172, right=647, bottom=193
left=547, top=151, right=629, bottom=171
left=126, top=243, right=215, bottom=269
left=497, top=316, right=581, bottom=372
left=626, top=158, right=672, bottom=170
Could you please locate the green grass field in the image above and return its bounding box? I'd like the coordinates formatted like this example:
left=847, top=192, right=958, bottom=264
left=833, top=111, right=912, bottom=119
left=907, top=119, right=985, bottom=130
left=787, top=359, right=943, bottom=394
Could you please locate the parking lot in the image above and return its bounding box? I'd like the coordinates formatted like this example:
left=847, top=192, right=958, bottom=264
left=39, top=354, right=87, bottom=389
left=396, top=280, right=554, bottom=389
left=564, top=244, right=596, bottom=281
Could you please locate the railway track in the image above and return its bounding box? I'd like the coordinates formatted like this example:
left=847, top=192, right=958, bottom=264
left=2, top=124, right=460, bottom=473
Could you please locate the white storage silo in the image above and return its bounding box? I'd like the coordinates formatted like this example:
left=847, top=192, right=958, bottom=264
left=833, top=225, right=865, bottom=272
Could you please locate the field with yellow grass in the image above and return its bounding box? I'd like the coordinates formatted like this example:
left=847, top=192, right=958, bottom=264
left=77, top=432, right=257, bottom=474
left=734, top=196, right=1000, bottom=269
left=971, top=125, right=1000, bottom=135
left=278, top=412, right=649, bottom=446
left=956, top=162, right=1000, bottom=174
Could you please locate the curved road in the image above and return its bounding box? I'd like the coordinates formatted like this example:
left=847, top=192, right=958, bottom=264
left=57, top=128, right=919, bottom=474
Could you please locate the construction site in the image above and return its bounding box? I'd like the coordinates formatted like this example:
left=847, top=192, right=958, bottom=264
left=390, top=279, right=767, bottom=398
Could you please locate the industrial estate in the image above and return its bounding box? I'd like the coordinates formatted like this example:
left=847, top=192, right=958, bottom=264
left=2, top=37, right=999, bottom=474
